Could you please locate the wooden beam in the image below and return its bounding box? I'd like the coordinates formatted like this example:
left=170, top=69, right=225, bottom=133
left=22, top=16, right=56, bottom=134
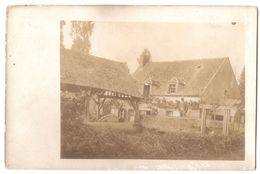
left=92, top=97, right=98, bottom=105
left=97, top=96, right=101, bottom=119
left=200, top=105, right=207, bottom=135
left=99, top=95, right=134, bottom=101
left=100, top=90, right=106, bottom=96
left=99, top=97, right=107, bottom=110
left=223, top=109, right=230, bottom=136
left=92, top=90, right=106, bottom=104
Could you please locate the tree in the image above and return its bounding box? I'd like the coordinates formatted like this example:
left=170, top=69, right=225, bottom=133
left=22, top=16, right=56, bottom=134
left=238, top=67, right=245, bottom=107
left=60, top=21, right=65, bottom=49
left=137, top=48, right=151, bottom=68
left=70, top=21, right=94, bottom=54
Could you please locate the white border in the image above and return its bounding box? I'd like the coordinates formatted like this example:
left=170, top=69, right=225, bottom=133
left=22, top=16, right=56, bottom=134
left=1, top=0, right=259, bottom=173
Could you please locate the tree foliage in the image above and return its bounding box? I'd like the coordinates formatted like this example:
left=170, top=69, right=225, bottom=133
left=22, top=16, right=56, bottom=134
left=70, top=21, right=94, bottom=54
left=60, top=21, right=66, bottom=49
left=238, top=67, right=245, bottom=107
left=137, top=48, right=151, bottom=67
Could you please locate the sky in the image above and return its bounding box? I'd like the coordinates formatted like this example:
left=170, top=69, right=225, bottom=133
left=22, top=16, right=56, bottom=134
left=63, top=21, right=245, bottom=80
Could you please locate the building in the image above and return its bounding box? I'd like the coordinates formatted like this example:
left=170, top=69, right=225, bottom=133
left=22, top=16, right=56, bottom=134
left=132, top=57, right=241, bottom=121
left=61, top=48, right=142, bottom=122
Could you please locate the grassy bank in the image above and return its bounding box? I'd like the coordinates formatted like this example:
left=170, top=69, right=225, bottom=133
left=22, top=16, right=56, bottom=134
left=61, top=117, right=244, bottom=160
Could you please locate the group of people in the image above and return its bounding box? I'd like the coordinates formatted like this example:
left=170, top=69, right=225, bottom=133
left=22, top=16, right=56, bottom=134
left=153, top=97, right=200, bottom=117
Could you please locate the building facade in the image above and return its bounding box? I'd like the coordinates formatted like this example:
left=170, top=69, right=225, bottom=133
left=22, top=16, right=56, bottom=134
left=133, top=57, right=241, bottom=121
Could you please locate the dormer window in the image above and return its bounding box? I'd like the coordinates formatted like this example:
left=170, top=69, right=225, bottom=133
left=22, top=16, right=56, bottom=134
left=168, top=77, right=178, bottom=94
left=168, top=84, right=177, bottom=93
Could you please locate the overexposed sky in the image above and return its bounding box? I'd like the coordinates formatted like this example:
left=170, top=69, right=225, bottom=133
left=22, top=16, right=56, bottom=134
left=63, top=21, right=245, bottom=79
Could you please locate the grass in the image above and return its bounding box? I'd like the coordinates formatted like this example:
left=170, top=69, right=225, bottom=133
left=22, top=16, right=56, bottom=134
left=61, top=116, right=244, bottom=160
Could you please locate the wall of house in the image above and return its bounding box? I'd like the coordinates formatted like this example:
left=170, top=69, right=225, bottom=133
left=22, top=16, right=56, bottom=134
left=216, top=106, right=238, bottom=118
left=154, top=95, right=200, bottom=102
left=201, top=59, right=240, bottom=105
left=187, top=109, right=200, bottom=118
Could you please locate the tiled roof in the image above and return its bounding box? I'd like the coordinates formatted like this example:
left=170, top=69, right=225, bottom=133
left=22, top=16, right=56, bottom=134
left=133, top=58, right=227, bottom=96
left=61, top=49, right=142, bottom=98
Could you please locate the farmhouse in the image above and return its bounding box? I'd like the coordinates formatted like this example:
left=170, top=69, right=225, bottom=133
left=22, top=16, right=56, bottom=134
left=61, top=48, right=142, bottom=122
left=133, top=57, right=241, bottom=121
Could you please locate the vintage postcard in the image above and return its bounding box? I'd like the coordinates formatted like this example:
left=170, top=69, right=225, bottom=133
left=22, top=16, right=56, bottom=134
left=5, top=6, right=257, bottom=169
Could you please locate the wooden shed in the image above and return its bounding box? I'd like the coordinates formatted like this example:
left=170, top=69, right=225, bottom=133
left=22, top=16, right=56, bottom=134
left=61, top=48, right=143, bottom=123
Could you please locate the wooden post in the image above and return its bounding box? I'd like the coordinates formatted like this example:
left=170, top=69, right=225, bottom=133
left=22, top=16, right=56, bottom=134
left=130, top=100, right=141, bottom=123
left=99, top=97, right=107, bottom=118
left=134, top=100, right=140, bottom=123
left=223, top=109, right=230, bottom=136
left=97, top=96, right=100, bottom=120
left=126, top=109, right=130, bottom=122
left=83, top=89, right=95, bottom=123
left=201, top=105, right=207, bottom=135
left=237, top=109, right=242, bottom=132
left=84, top=96, right=91, bottom=123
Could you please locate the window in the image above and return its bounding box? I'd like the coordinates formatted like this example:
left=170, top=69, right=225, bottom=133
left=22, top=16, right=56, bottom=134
left=146, top=111, right=151, bottom=115
left=215, top=115, right=224, bottom=121
left=143, top=84, right=150, bottom=98
left=168, top=84, right=177, bottom=93
left=166, top=111, right=173, bottom=117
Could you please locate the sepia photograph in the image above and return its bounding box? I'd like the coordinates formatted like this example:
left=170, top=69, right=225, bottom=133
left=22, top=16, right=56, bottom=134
left=5, top=5, right=256, bottom=169
left=60, top=21, right=245, bottom=160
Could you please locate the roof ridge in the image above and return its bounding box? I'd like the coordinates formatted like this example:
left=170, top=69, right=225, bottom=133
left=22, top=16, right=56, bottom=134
left=88, top=54, right=126, bottom=65
left=150, top=57, right=228, bottom=64
left=62, top=48, right=126, bottom=65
